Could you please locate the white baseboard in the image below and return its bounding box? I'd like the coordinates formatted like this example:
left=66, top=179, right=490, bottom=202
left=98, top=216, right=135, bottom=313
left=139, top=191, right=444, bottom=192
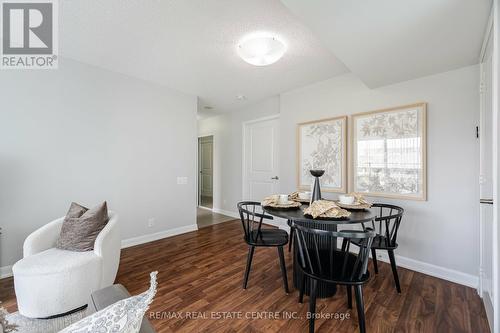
left=0, top=265, right=13, bottom=279
left=374, top=251, right=478, bottom=289
left=121, top=224, right=198, bottom=248
left=482, top=290, right=494, bottom=331
left=212, top=208, right=239, bottom=219
left=0, top=224, right=199, bottom=280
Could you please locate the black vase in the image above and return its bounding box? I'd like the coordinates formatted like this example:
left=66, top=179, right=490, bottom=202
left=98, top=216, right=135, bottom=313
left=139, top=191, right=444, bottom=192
left=310, top=169, right=325, bottom=203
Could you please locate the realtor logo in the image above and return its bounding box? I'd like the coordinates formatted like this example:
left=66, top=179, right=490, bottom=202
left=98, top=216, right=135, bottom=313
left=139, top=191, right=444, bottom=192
left=1, top=0, right=58, bottom=69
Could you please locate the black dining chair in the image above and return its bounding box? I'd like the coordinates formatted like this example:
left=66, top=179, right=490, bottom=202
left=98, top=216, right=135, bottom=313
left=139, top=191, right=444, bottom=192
left=293, top=223, right=375, bottom=333
left=237, top=201, right=289, bottom=293
left=350, top=203, right=404, bottom=293
left=288, top=221, right=294, bottom=252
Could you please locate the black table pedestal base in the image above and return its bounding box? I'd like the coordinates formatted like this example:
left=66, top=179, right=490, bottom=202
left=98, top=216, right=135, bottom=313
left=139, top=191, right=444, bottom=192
left=293, top=248, right=337, bottom=298
left=290, top=220, right=339, bottom=298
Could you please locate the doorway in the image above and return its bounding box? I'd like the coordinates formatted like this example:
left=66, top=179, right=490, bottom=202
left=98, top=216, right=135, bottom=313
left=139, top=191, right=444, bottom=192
left=198, top=135, right=213, bottom=209
left=196, top=134, right=233, bottom=228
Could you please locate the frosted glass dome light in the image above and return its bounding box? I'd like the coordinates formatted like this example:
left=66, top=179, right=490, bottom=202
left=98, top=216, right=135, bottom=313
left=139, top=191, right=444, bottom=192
left=237, top=34, right=286, bottom=66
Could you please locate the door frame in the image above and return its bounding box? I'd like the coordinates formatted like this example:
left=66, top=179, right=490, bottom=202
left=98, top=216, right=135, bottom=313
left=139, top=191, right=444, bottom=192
left=493, top=1, right=500, bottom=332
left=241, top=114, right=280, bottom=200
left=197, top=132, right=217, bottom=211
left=480, top=1, right=500, bottom=332
left=479, top=6, right=494, bottom=329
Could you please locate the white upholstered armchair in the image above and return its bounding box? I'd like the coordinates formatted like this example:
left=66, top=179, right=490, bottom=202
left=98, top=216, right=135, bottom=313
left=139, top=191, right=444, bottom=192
left=12, top=211, right=120, bottom=318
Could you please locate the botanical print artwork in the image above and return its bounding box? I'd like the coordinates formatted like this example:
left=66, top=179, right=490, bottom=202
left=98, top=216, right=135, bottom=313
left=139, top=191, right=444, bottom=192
left=359, top=109, right=418, bottom=139
left=352, top=103, right=426, bottom=200
left=298, top=117, right=346, bottom=192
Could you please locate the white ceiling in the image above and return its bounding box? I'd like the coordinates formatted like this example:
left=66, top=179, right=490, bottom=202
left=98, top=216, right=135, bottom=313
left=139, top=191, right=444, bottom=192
left=59, top=0, right=348, bottom=113
left=281, top=0, right=492, bottom=88
left=59, top=0, right=491, bottom=115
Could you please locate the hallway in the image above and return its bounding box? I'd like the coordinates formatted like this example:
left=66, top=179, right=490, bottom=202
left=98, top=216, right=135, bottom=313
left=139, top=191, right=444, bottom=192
left=197, top=208, right=234, bottom=228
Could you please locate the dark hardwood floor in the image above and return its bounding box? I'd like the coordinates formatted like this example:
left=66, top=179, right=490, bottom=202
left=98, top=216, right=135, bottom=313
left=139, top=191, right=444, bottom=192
left=0, top=221, right=490, bottom=332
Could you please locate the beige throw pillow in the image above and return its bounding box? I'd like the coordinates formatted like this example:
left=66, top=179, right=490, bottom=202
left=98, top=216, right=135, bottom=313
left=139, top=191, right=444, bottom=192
left=56, top=201, right=109, bottom=251
left=66, top=201, right=88, bottom=218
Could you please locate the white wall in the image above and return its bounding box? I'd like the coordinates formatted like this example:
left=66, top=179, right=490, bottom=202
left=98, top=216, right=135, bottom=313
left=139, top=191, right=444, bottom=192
left=198, top=97, right=280, bottom=214
left=0, top=59, right=198, bottom=271
left=280, top=65, right=480, bottom=282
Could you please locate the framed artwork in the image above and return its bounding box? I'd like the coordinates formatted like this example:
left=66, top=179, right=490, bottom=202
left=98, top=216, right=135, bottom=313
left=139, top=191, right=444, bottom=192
left=351, top=103, right=427, bottom=200
left=297, top=116, right=347, bottom=193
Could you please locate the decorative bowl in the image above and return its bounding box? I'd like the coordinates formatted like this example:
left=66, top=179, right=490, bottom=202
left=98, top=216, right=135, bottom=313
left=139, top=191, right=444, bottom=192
left=310, top=169, right=325, bottom=177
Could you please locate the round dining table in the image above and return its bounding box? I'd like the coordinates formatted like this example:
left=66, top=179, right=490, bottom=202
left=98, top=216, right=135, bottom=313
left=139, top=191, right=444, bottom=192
left=263, top=204, right=375, bottom=298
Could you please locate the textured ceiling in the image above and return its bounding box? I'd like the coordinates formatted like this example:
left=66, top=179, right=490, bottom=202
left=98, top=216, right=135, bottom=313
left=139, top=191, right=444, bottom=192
left=57, top=0, right=491, bottom=114
left=281, top=0, right=492, bottom=88
left=59, top=0, right=348, bottom=113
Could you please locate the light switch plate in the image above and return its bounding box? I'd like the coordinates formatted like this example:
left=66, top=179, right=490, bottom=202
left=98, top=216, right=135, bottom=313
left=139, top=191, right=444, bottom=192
left=177, top=176, right=188, bottom=185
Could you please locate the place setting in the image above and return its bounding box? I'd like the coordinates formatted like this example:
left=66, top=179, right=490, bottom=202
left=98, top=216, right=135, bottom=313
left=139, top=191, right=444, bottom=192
left=302, top=199, right=351, bottom=219
left=261, top=194, right=301, bottom=209
left=288, top=191, right=311, bottom=204
left=333, top=193, right=373, bottom=210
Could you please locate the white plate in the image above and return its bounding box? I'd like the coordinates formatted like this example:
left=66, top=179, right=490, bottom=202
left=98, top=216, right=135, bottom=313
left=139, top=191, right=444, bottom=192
left=340, top=201, right=361, bottom=206
left=278, top=200, right=296, bottom=205
left=334, top=200, right=371, bottom=210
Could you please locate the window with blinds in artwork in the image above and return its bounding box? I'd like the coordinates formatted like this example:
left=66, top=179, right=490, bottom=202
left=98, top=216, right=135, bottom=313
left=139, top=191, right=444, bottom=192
left=352, top=103, right=426, bottom=200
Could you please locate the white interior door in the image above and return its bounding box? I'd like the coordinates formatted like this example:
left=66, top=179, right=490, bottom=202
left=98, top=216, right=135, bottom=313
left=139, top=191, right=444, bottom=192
left=480, top=24, right=494, bottom=326
left=199, top=136, right=213, bottom=205
left=243, top=117, right=280, bottom=201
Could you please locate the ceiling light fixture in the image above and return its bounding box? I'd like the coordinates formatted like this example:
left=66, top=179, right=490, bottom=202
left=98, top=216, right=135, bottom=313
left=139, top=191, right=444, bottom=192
left=237, top=33, right=286, bottom=66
